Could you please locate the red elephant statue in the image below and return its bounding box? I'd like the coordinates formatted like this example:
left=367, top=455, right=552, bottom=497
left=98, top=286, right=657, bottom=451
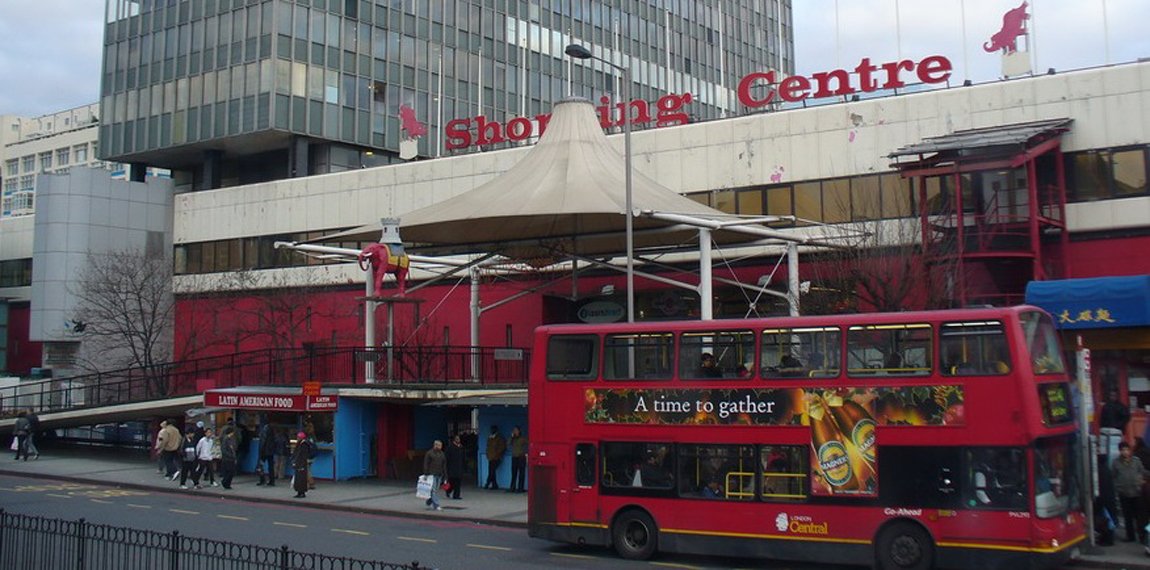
left=358, top=242, right=410, bottom=296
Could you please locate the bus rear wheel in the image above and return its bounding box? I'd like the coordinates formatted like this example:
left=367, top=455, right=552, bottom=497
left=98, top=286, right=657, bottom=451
left=876, top=521, right=934, bottom=570
left=612, top=510, right=658, bottom=560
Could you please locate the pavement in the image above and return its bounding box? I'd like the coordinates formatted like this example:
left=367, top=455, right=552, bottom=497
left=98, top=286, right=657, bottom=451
left=2, top=446, right=1150, bottom=569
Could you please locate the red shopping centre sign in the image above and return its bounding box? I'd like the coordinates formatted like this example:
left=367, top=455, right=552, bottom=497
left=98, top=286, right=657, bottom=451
left=204, top=390, right=339, bottom=412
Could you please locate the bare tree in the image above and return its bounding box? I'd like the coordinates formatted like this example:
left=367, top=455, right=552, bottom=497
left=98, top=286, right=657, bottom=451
left=211, top=267, right=359, bottom=352
left=802, top=184, right=961, bottom=315
left=70, top=249, right=176, bottom=396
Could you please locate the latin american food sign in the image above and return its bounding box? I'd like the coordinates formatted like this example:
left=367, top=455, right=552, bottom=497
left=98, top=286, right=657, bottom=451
left=204, top=390, right=338, bottom=412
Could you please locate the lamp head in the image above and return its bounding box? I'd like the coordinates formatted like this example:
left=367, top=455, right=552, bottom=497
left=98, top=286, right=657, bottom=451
left=565, top=44, right=593, bottom=59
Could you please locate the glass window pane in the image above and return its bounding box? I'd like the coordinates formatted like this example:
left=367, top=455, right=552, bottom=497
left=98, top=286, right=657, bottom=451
left=766, top=185, right=792, bottom=217
left=679, top=330, right=755, bottom=379
left=940, top=321, right=1010, bottom=376
left=1112, top=149, right=1148, bottom=198
left=1067, top=151, right=1109, bottom=202
left=713, top=189, right=736, bottom=214
left=850, top=175, right=881, bottom=221
left=760, top=445, right=808, bottom=502
left=737, top=188, right=763, bottom=215
left=602, top=442, right=673, bottom=489
left=678, top=444, right=756, bottom=500
left=847, top=324, right=932, bottom=377
left=880, top=173, right=912, bottom=218
left=604, top=332, right=673, bottom=380
left=546, top=334, right=598, bottom=380
left=794, top=182, right=820, bottom=222
left=822, top=178, right=850, bottom=223
left=761, top=326, right=841, bottom=379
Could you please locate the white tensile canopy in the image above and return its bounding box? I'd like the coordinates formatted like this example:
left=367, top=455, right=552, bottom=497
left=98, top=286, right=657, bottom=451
left=398, top=97, right=738, bottom=260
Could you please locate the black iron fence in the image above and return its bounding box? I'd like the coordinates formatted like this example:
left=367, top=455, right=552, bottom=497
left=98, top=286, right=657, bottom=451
left=0, top=345, right=530, bottom=418
left=0, top=510, right=429, bottom=570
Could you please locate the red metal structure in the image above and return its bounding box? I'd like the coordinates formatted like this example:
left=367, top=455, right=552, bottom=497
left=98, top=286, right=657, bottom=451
left=891, top=119, right=1072, bottom=307
left=527, top=306, right=1084, bottom=569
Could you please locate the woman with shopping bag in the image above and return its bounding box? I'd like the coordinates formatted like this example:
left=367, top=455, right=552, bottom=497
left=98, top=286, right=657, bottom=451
left=291, top=431, right=314, bottom=499
left=422, top=440, right=447, bottom=511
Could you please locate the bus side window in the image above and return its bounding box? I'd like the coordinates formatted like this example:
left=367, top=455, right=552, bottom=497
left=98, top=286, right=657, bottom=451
left=759, top=445, right=808, bottom=502
left=966, top=448, right=1027, bottom=510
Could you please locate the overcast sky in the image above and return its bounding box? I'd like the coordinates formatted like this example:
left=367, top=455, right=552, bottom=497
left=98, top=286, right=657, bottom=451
left=0, top=0, right=1147, bottom=117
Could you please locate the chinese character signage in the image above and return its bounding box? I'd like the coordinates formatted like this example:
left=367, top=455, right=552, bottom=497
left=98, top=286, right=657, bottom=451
left=1025, top=276, right=1150, bottom=330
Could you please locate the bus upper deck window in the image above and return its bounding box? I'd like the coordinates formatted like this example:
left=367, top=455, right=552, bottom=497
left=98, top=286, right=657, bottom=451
left=940, top=321, right=1011, bottom=376
left=546, top=335, right=599, bottom=380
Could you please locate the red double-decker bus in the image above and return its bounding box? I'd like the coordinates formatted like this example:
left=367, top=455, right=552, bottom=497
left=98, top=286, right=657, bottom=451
left=527, top=306, right=1084, bottom=570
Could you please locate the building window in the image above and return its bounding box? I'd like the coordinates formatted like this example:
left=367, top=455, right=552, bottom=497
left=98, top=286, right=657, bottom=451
left=4, top=159, right=16, bottom=177
left=1066, top=147, right=1150, bottom=202
left=39, top=152, right=52, bottom=171
left=21, top=155, right=34, bottom=172
left=56, top=148, right=70, bottom=166
left=19, top=175, right=34, bottom=191
left=74, top=144, right=89, bottom=163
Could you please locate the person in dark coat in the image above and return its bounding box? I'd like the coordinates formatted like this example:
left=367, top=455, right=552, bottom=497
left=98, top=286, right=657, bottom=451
left=12, top=412, right=30, bottom=461
left=484, top=426, right=507, bottom=490
left=257, top=422, right=276, bottom=486
left=24, top=410, right=40, bottom=459
left=291, top=431, right=313, bottom=498
left=219, top=425, right=238, bottom=490
left=1100, top=390, right=1130, bottom=432
left=445, top=434, right=466, bottom=500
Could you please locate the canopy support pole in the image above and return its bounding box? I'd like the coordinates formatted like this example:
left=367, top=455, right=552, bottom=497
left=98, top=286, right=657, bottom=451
left=699, top=228, right=713, bottom=321
left=470, top=266, right=481, bottom=381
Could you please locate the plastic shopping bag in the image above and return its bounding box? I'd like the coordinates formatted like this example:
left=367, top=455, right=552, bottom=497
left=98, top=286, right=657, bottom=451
left=416, top=474, right=433, bottom=499
left=9, top=437, right=16, bottom=452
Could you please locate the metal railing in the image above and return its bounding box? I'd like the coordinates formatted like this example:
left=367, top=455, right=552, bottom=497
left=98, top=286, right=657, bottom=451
left=0, top=509, right=428, bottom=570
left=1, top=345, right=530, bottom=418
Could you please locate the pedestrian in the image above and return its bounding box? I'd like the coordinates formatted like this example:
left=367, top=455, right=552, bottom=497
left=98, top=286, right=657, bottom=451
left=1112, top=441, right=1149, bottom=543
left=274, top=429, right=289, bottom=480
left=12, top=411, right=30, bottom=461
left=423, top=440, right=447, bottom=510
left=291, top=431, right=313, bottom=498
left=195, top=427, right=218, bottom=487
left=508, top=426, right=527, bottom=493
left=257, top=421, right=276, bottom=486
left=484, top=425, right=507, bottom=490
left=219, top=425, right=238, bottom=489
left=160, top=420, right=182, bottom=479
left=24, top=410, right=40, bottom=459
left=445, top=434, right=465, bottom=500
left=178, top=431, right=202, bottom=489
left=153, top=420, right=168, bottom=473
left=303, top=417, right=317, bottom=490
left=1101, top=390, right=1131, bottom=433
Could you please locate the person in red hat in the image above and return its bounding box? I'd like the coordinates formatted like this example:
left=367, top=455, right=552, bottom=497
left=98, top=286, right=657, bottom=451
left=291, top=431, right=314, bottom=498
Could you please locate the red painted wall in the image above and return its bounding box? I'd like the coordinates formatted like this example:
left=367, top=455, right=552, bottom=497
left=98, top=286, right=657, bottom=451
left=1066, top=235, right=1150, bottom=278
left=4, top=302, right=41, bottom=375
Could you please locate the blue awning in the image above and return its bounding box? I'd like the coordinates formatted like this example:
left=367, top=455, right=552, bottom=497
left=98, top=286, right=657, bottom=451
left=1025, top=275, right=1150, bottom=329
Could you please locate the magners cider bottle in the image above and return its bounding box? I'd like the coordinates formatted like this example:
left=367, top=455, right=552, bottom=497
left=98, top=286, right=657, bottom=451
left=810, top=396, right=861, bottom=492
left=829, top=399, right=878, bottom=492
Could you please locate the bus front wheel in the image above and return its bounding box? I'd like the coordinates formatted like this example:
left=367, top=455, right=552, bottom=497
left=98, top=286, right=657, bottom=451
left=612, top=510, right=658, bottom=560
left=876, top=521, right=934, bottom=570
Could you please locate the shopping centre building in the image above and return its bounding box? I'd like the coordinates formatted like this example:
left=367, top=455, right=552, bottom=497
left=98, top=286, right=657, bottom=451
left=3, top=46, right=1149, bottom=480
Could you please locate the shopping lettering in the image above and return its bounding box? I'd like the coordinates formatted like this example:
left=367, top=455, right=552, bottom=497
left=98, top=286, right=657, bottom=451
left=445, top=55, right=952, bottom=150
left=445, top=93, right=693, bottom=150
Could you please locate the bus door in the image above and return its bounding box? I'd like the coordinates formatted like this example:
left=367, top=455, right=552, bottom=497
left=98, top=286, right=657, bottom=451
left=569, top=442, right=599, bottom=523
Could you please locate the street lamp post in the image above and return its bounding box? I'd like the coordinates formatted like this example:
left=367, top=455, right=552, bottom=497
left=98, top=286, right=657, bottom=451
left=565, top=43, right=634, bottom=324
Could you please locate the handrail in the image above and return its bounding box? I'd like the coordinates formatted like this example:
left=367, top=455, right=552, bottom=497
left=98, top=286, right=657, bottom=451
left=0, top=345, right=531, bottom=417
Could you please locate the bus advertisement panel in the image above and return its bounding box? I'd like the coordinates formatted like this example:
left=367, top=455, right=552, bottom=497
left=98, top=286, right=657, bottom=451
left=528, top=306, right=1084, bottom=570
